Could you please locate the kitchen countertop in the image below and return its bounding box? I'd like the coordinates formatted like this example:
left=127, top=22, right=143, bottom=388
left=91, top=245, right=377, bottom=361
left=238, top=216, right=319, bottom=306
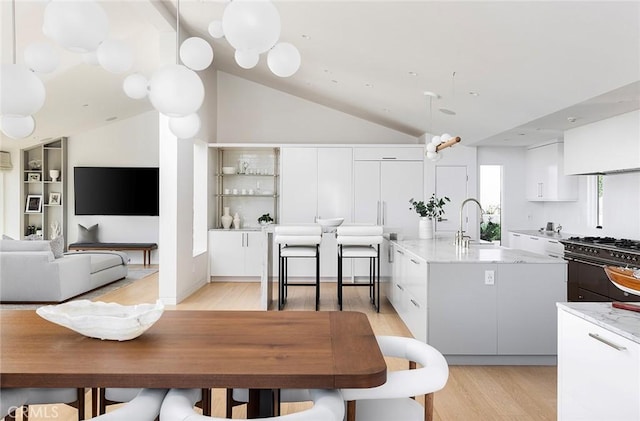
left=510, top=230, right=579, bottom=241
left=391, top=237, right=566, bottom=264
left=557, top=302, right=640, bottom=344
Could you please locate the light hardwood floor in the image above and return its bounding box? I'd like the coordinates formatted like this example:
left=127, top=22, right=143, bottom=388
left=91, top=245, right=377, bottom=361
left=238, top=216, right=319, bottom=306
left=19, top=267, right=557, bottom=420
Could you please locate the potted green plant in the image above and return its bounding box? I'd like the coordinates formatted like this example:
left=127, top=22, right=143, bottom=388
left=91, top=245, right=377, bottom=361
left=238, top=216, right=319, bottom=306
left=257, top=213, right=274, bottom=225
left=409, top=194, right=450, bottom=239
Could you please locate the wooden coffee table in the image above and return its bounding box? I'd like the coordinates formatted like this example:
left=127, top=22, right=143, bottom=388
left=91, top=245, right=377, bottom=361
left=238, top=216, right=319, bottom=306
left=1, top=310, right=386, bottom=417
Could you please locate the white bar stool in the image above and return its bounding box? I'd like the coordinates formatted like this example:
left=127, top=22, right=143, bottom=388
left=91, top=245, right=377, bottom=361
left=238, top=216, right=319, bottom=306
left=274, top=225, right=323, bottom=311
left=336, top=225, right=383, bottom=312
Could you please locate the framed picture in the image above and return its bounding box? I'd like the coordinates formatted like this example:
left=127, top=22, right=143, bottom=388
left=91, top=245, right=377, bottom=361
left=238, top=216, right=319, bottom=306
left=49, top=192, right=61, bottom=206
left=27, top=172, right=41, bottom=182
left=25, top=195, right=43, bottom=213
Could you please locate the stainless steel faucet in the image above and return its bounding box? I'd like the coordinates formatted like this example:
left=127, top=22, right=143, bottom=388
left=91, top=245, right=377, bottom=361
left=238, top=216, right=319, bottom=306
left=455, top=198, right=484, bottom=248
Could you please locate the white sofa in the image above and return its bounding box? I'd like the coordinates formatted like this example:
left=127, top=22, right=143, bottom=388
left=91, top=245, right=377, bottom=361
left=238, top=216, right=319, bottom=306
left=0, top=240, right=128, bottom=303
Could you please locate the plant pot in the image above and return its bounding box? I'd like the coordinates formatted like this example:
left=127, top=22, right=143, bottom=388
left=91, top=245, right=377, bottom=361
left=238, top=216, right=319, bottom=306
left=418, top=217, right=434, bottom=239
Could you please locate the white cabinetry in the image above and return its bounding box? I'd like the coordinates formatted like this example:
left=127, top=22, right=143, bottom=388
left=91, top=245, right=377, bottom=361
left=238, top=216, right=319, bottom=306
left=509, top=231, right=565, bottom=259
left=389, top=245, right=427, bottom=342
left=353, top=148, right=423, bottom=238
left=526, top=142, right=577, bottom=201
left=558, top=309, right=640, bottom=420
left=209, top=230, right=262, bottom=277
left=280, top=147, right=353, bottom=278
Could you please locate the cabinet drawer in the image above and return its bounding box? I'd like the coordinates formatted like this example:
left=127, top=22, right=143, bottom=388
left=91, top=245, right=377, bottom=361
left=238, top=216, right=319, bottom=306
left=353, top=147, right=423, bottom=161
left=403, top=289, right=427, bottom=343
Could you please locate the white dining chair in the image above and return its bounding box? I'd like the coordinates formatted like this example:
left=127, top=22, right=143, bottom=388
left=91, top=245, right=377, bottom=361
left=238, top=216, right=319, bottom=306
left=0, top=388, right=29, bottom=420
left=98, top=388, right=209, bottom=416
left=274, top=225, right=323, bottom=311
left=90, top=388, right=167, bottom=421
left=162, top=388, right=343, bottom=421
left=336, top=225, right=383, bottom=312
left=341, top=335, right=449, bottom=421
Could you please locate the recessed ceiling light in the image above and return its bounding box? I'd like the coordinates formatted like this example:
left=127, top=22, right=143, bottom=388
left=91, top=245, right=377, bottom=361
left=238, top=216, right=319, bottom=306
left=106, top=116, right=118, bottom=122
left=439, top=108, right=456, bottom=115
left=408, top=71, right=418, bottom=76
left=82, top=104, right=89, bottom=107
left=423, top=91, right=439, bottom=98
left=331, top=79, right=338, bottom=84
left=567, top=116, right=578, bottom=123
left=468, top=91, right=480, bottom=96
left=365, top=83, right=373, bottom=88
left=301, top=34, right=310, bottom=40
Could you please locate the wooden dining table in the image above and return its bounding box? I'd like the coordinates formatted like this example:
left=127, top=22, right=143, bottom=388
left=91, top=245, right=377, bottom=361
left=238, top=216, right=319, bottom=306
left=0, top=309, right=387, bottom=417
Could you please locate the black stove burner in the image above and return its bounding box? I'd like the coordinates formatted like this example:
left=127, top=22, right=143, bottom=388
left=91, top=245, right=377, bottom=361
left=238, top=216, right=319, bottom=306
left=568, top=236, right=617, bottom=244
left=616, top=239, right=640, bottom=250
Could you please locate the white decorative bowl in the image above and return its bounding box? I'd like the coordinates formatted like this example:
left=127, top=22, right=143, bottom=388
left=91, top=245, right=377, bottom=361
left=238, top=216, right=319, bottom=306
left=36, top=300, right=164, bottom=341
left=221, top=167, right=236, bottom=174
left=316, top=217, right=344, bottom=231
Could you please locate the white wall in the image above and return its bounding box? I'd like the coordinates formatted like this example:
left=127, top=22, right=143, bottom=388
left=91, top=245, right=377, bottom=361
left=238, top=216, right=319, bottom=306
left=67, top=111, right=160, bottom=264
left=216, top=72, right=417, bottom=144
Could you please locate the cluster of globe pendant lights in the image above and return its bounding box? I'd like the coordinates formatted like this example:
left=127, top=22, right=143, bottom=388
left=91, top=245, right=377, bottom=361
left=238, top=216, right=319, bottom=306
left=1, top=0, right=301, bottom=140
left=0, top=0, right=135, bottom=139
left=425, top=133, right=454, bottom=161
left=123, top=0, right=302, bottom=139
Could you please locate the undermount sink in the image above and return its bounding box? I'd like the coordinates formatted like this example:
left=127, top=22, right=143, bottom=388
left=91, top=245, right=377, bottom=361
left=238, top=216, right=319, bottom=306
left=468, top=239, right=497, bottom=248
left=316, top=217, right=344, bottom=230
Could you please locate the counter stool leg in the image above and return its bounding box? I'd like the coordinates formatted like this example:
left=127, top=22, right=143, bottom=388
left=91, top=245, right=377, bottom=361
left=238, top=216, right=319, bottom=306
left=337, top=245, right=343, bottom=311
left=315, top=245, right=320, bottom=311
left=376, top=245, right=380, bottom=313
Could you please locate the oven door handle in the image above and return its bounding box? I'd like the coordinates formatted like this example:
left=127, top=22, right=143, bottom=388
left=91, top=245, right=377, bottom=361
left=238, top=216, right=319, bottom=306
left=571, top=258, right=606, bottom=268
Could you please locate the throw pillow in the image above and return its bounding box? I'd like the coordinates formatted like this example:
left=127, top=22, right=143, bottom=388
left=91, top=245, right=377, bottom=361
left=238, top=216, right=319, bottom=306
left=78, top=223, right=99, bottom=243
left=50, top=235, right=64, bottom=259
left=2, top=234, right=14, bottom=240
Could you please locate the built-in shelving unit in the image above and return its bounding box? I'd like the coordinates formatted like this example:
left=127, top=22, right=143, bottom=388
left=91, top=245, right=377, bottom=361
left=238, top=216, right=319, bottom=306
left=214, top=147, right=279, bottom=229
left=21, top=138, right=67, bottom=243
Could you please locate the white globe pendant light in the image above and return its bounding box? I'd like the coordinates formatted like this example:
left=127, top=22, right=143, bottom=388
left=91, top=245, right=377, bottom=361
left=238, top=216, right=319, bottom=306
left=179, top=37, right=214, bottom=71
left=0, top=64, right=46, bottom=117
left=1, top=115, right=35, bottom=139
left=425, top=143, right=437, bottom=153
left=97, top=39, right=134, bottom=74
left=222, top=0, right=281, bottom=54
left=234, top=49, right=259, bottom=69
left=123, top=73, right=149, bottom=99
left=267, top=42, right=301, bottom=77
left=208, top=20, right=224, bottom=39
left=23, top=42, right=59, bottom=74
left=440, top=133, right=452, bottom=142
left=148, top=64, right=204, bottom=117
left=42, top=0, right=109, bottom=53
left=169, top=113, right=201, bottom=139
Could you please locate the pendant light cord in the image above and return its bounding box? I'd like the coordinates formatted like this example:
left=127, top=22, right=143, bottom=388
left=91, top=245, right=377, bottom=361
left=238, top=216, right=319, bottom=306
left=176, top=0, right=180, bottom=65
left=11, top=0, right=16, bottom=64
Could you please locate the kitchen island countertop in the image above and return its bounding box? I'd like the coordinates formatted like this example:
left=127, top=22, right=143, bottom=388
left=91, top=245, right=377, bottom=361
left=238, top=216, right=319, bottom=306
left=391, top=237, right=566, bottom=264
left=557, top=302, right=640, bottom=344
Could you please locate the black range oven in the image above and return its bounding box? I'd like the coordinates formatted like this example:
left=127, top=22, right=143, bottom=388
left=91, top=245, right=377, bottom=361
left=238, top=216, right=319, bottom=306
left=561, top=236, right=640, bottom=302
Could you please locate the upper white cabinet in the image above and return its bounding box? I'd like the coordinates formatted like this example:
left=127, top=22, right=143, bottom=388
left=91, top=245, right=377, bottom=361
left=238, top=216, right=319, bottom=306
left=565, top=110, right=640, bottom=175
left=353, top=147, right=424, bottom=238
left=526, top=141, right=577, bottom=201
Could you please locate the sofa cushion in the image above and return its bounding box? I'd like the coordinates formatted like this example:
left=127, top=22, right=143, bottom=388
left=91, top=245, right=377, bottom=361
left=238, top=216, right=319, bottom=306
left=78, top=224, right=99, bottom=243
left=0, top=240, right=51, bottom=252
left=64, top=251, right=129, bottom=274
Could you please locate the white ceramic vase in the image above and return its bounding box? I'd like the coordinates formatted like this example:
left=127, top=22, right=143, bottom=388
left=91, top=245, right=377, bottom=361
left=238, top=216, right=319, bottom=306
left=221, top=207, right=233, bottom=229
left=418, top=217, right=434, bottom=239
left=233, top=212, right=241, bottom=229
left=49, top=169, right=60, bottom=182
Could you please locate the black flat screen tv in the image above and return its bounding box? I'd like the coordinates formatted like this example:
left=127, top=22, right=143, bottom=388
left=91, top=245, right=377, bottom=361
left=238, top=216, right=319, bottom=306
left=74, top=167, right=159, bottom=216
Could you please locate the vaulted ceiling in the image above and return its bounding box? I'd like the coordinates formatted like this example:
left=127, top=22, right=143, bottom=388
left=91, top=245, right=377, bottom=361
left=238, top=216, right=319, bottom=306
left=2, top=1, right=639, bottom=149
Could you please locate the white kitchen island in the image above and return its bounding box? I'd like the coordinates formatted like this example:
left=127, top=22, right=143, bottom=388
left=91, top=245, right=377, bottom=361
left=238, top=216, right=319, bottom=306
left=389, top=237, right=567, bottom=365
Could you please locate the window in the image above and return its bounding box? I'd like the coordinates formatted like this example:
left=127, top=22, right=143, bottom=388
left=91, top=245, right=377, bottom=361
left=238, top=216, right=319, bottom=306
left=596, top=174, right=604, bottom=228
left=479, top=165, right=502, bottom=244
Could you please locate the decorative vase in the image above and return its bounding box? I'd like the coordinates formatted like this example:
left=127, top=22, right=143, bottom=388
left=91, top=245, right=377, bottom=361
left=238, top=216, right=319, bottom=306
left=233, top=213, right=240, bottom=229
left=418, top=217, right=434, bottom=239
left=49, top=169, right=60, bottom=182
left=221, top=207, right=233, bottom=229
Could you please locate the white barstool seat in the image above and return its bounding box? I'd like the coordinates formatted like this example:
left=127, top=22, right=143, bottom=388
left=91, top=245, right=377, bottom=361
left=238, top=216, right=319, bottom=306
left=274, top=225, right=323, bottom=311
left=341, top=336, right=449, bottom=421
left=99, top=387, right=209, bottom=416
left=0, top=388, right=29, bottom=419
left=162, top=388, right=344, bottom=421
left=336, top=225, right=383, bottom=312
left=8, top=388, right=86, bottom=420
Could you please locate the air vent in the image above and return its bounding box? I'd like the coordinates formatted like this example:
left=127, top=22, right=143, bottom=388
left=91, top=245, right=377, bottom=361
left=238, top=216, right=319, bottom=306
left=0, top=151, right=12, bottom=170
